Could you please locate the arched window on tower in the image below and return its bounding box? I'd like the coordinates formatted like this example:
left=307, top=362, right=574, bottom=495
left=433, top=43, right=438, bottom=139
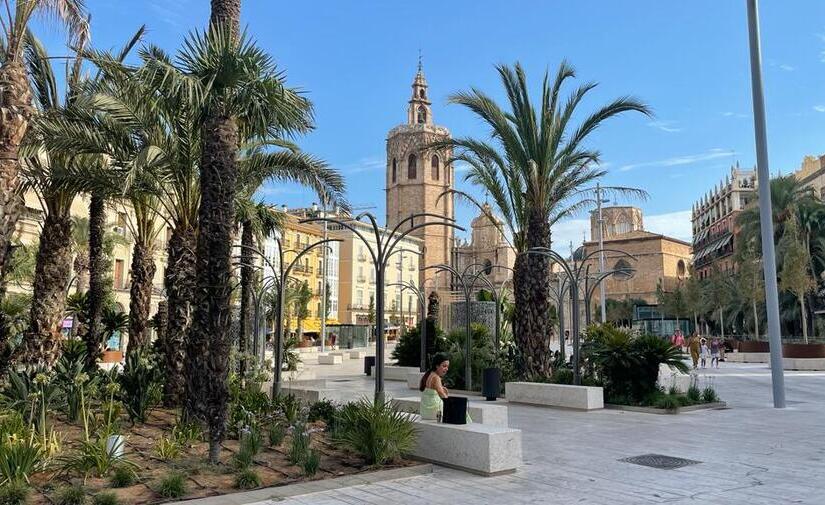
left=613, top=259, right=633, bottom=279
left=419, top=89, right=426, bottom=99
left=408, top=154, right=417, bottom=179
left=392, top=158, right=397, bottom=183
left=431, top=155, right=439, bottom=180
left=417, top=105, right=426, bottom=124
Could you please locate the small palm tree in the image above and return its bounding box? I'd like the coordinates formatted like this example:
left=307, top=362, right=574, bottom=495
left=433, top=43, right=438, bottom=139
left=436, top=62, right=650, bottom=377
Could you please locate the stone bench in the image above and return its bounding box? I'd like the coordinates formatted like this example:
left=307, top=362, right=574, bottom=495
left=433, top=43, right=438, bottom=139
left=777, top=358, right=825, bottom=371
left=349, top=350, right=366, bottom=359
left=407, top=371, right=424, bottom=389
left=406, top=414, right=521, bottom=476
left=506, top=382, right=604, bottom=410
left=280, top=385, right=355, bottom=404
left=328, top=351, right=349, bottom=359
left=726, top=352, right=769, bottom=363
left=392, top=396, right=508, bottom=427
left=657, top=363, right=692, bottom=393
left=370, top=365, right=420, bottom=381
left=318, top=355, right=343, bottom=365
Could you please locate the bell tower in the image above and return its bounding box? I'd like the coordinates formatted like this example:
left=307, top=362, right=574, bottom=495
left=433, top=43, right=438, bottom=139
left=385, top=62, right=454, bottom=288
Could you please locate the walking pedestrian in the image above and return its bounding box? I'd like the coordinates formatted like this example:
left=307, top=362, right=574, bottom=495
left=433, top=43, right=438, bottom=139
left=689, top=333, right=701, bottom=369
left=710, top=337, right=721, bottom=368
left=700, top=338, right=710, bottom=369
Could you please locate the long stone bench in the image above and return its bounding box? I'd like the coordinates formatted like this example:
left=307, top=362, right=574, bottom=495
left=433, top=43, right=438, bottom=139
left=407, top=371, right=424, bottom=389
left=777, top=358, right=825, bottom=371
left=406, top=414, right=521, bottom=476
left=328, top=351, right=349, bottom=360
left=392, top=396, right=508, bottom=427
left=370, top=365, right=420, bottom=381
left=506, top=382, right=604, bottom=410
left=657, top=363, right=692, bottom=393
left=349, top=350, right=366, bottom=359
left=279, top=385, right=354, bottom=404
left=726, top=352, right=770, bottom=363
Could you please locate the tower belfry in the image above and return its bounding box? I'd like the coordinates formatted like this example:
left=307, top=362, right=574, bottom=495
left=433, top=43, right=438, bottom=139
left=385, top=61, right=454, bottom=289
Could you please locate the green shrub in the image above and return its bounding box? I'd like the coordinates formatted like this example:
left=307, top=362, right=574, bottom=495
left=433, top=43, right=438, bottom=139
left=686, top=385, right=702, bottom=403
left=584, top=324, right=687, bottom=403
left=154, top=436, right=181, bottom=461
left=109, top=465, right=137, bottom=488
left=53, top=485, right=87, bottom=505
left=60, top=436, right=136, bottom=478
left=288, top=423, right=310, bottom=465
left=0, top=428, right=46, bottom=485
left=240, top=429, right=263, bottom=456
left=275, top=395, right=303, bottom=425
left=117, top=352, right=161, bottom=424
left=0, top=481, right=30, bottom=505
left=390, top=323, right=448, bottom=368
left=172, top=419, right=203, bottom=446
left=156, top=472, right=186, bottom=499
left=654, top=394, right=681, bottom=411
left=332, top=397, right=415, bottom=465
left=302, top=450, right=320, bottom=476
left=550, top=368, right=574, bottom=385
left=267, top=423, right=285, bottom=447
left=702, top=387, right=719, bottom=403
left=307, top=400, right=337, bottom=424
left=233, top=469, right=261, bottom=490
left=233, top=429, right=263, bottom=470
left=91, top=492, right=120, bottom=505
left=54, top=352, right=98, bottom=423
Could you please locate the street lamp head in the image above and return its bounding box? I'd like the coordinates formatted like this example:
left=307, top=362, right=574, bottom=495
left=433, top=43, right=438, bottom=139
left=281, top=204, right=288, bottom=213
left=311, top=202, right=318, bottom=212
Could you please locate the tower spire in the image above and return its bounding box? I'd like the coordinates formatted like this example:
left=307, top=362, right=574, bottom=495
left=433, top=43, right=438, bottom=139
left=408, top=56, right=432, bottom=125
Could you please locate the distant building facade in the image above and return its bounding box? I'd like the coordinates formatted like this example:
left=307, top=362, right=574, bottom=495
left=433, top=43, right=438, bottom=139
left=691, top=164, right=757, bottom=279
left=452, top=203, right=516, bottom=294
left=794, top=154, right=825, bottom=201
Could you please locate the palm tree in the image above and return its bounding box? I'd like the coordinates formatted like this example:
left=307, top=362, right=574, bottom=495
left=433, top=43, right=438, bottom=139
left=0, top=0, right=88, bottom=294
left=18, top=36, right=97, bottom=366
left=436, top=62, right=649, bottom=377
left=141, top=16, right=316, bottom=459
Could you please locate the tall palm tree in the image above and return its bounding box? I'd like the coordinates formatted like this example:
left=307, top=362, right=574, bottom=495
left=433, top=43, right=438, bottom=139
left=0, top=0, right=88, bottom=296
left=436, top=62, right=649, bottom=377
left=141, top=16, right=323, bottom=459
left=17, top=35, right=95, bottom=366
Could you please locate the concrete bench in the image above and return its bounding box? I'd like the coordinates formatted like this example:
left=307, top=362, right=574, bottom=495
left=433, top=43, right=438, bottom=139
left=657, top=363, right=692, bottom=393
left=392, top=396, right=508, bottom=427
left=726, top=352, right=769, bottom=363
left=406, top=414, right=521, bottom=476
left=328, top=351, right=349, bottom=359
left=506, top=382, right=604, bottom=410
left=778, top=358, right=825, bottom=371
left=406, top=371, right=424, bottom=389
left=370, top=365, right=420, bottom=381
left=349, top=350, right=366, bottom=359
left=318, top=355, right=343, bottom=365
left=280, top=385, right=354, bottom=404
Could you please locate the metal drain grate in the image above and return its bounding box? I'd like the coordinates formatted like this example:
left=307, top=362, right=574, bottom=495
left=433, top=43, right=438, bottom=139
left=619, top=454, right=701, bottom=470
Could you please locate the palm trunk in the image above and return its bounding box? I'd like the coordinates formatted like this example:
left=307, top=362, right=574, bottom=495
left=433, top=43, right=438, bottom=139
left=168, top=225, right=196, bottom=407
left=238, top=221, right=254, bottom=380
left=127, top=242, right=156, bottom=358
left=20, top=213, right=73, bottom=366
left=0, top=60, right=34, bottom=293
left=799, top=294, right=808, bottom=343
left=191, top=110, right=239, bottom=462
left=85, top=193, right=106, bottom=368
left=512, top=208, right=552, bottom=378
left=752, top=299, right=759, bottom=339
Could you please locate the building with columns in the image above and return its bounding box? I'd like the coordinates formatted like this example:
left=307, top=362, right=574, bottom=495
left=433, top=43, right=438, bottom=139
left=452, top=203, right=516, bottom=294
left=385, top=63, right=455, bottom=290
left=794, top=154, right=825, bottom=201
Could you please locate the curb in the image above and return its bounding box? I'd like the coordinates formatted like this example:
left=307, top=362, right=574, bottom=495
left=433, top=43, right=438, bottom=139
left=171, top=463, right=433, bottom=505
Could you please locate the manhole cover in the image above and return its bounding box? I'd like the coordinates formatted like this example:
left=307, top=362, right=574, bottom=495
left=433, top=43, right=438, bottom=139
left=619, top=454, right=701, bottom=470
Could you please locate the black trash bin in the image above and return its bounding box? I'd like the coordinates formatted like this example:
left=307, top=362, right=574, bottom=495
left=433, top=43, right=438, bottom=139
left=364, top=356, right=376, bottom=376
left=482, top=367, right=501, bottom=401
left=442, top=396, right=468, bottom=425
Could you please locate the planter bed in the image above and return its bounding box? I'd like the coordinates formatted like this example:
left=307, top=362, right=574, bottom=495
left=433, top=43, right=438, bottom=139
left=20, top=408, right=419, bottom=505
left=605, top=401, right=728, bottom=415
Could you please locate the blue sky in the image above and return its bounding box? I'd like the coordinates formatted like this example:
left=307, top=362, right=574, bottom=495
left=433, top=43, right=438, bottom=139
left=33, top=1, right=825, bottom=246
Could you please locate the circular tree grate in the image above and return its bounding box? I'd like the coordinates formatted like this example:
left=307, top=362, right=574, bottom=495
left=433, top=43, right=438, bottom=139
left=619, top=454, right=702, bottom=470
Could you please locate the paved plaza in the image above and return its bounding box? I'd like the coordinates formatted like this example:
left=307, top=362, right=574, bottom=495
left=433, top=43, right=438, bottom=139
left=255, top=358, right=825, bottom=505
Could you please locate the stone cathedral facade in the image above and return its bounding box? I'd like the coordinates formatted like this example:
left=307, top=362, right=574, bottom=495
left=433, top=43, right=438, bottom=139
left=385, top=65, right=454, bottom=289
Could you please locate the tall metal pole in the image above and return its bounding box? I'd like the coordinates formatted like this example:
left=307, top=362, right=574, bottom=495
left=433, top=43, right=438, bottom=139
left=320, top=203, right=327, bottom=352
left=597, top=183, right=607, bottom=323
left=746, top=0, right=785, bottom=408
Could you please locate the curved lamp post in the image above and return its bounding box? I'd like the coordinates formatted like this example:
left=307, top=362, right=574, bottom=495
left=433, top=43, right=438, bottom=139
left=525, top=246, right=636, bottom=385
left=301, top=212, right=464, bottom=402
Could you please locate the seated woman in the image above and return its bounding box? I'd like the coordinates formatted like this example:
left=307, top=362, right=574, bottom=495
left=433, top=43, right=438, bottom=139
left=419, top=353, right=451, bottom=421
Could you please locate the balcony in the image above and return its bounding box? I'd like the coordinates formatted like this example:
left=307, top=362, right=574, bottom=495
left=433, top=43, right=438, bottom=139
left=293, top=265, right=314, bottom=274
left=356, top=275, right=367, bottom=283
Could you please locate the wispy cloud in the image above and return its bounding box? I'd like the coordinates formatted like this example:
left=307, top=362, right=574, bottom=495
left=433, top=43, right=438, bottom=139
left=338, top=156, right=384, bottom=174
left=814, top=105, right=825, bottom=113
left=722, top=111, right=749, bottom=119
left=147, top=0, right=187, bottom=27
left=647, top=120, right=682, bottom=133
left=618, top=148, right=735, bottom=172
left=779, top=64, right=795, bottom=72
